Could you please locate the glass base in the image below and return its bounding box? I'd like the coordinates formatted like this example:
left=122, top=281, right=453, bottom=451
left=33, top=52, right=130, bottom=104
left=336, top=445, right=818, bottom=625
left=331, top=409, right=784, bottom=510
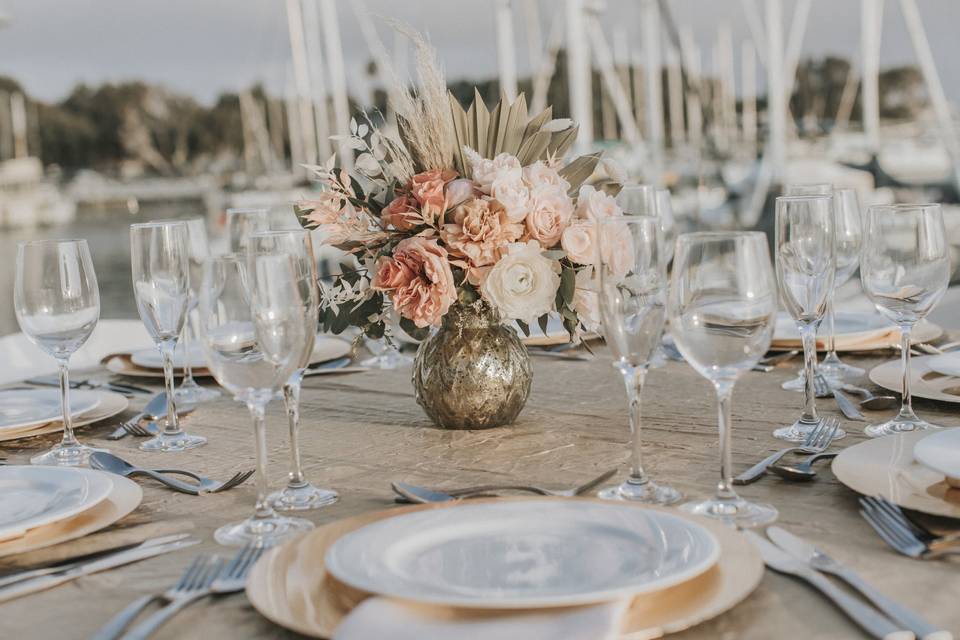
left=268, top=483, right=339, bottom=512
left=214, top=514, right=314, bottom=548
left=360, top=349, right=413, bottom=369
left=819, top=355, right=865, bottom=381
left=864, top=411, right=941, bottom=438
left=648, top=347, right=667, bottom=369
left=139, top=431, right=207, bottom=452
left=680, top=496, right=778, bottom=528
left=30, top=441, right=107, bottom=467
left=174, top=380, right=221, bottom=404
left=773, top=419, right=847, bottom=443
left=597, top=479, right=681, bottom=504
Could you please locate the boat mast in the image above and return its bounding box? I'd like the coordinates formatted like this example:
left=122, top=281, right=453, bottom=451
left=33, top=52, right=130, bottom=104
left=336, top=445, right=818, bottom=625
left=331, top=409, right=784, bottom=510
left=495, top=0, right=519, bottom=101
left=565, top=0, right=593, bottom=152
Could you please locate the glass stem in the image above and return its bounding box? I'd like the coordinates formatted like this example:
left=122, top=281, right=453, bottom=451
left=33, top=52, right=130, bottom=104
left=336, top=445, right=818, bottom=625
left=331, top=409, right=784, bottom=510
left=283, top=371, right=307, bottom=489
left=826, top=297, right=837, bottom=359
left=799, top=323, right=819, bottom=423
left=899, top=324, right=914, bottom=416
left=621, top=366, right=648, bottom=485
left=160, top=341, right=182, bottom=436
left=57, top=358, right=79, bottom=448
left=247, top=399, right=276, bottom=521
left=714, top=379, right=737, bottom=501
left=180, top=315, right=196, bottom=387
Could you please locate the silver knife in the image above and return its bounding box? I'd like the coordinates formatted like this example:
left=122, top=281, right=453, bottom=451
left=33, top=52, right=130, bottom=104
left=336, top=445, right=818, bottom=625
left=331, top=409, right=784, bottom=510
left=745, top=531, right=913, bottom=640
left=0, top=536, right=199, bottom=603
left=767, top=527, right=951, bottom=640
left=831, top=387, right=866, bottom=421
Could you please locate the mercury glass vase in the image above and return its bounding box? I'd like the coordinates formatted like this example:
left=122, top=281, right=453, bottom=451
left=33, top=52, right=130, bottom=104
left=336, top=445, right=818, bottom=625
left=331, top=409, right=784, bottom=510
left=413, top=302, right=531, bottom=429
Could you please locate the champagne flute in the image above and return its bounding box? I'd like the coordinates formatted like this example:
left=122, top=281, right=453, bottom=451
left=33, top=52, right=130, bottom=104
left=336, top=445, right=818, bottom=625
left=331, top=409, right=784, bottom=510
left=819, top=188, right=865, bottom=381
left=773, top=195, right=844, bottom=442
left=175, top=217, right=221, bottom=404
left=130, top=221, right=207, bottom=452
left=669, top=232, right=778, bottom=527
left=14, top=239, right=107, bottom=466
left=248, top=230, right=339, bottom=511
left=226, top=207, right=270, bottom=252
left=198, top=254, right=313, bottom=547
left=594, top=215, right=680, bottom=504
left=861, top=204, right=950, bottom=436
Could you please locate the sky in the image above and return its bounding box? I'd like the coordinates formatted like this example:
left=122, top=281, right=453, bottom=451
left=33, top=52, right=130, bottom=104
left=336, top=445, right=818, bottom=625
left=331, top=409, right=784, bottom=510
left=1, top=0, right=959, bottom=105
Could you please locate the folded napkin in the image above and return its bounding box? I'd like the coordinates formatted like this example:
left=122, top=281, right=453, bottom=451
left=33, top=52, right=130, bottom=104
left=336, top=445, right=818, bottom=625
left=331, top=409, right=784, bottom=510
left=333, top=597, right=630, bottom=640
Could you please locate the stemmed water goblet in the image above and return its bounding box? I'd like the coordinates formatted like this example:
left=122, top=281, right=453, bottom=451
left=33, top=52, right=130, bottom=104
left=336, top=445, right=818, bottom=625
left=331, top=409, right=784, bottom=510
left=174, top=217, right=221, bottom=404
left=14, top=239, right=107, bottom=466
left=226, top=207, right=270, bottom=252
left=861, top=203, right=949, bottom=436
left=772, top=195, right=844, bottom=442
left=819, top=188, right=864, bottom=381
left=130, top=221, right=208, bottom=452
left=198, top=254, right=314, bottom=547
left=668, top=231, right=778, bottom=527
left=594, top=215, right=680, bottom=504
left=248, top=230, right=339, bottom=511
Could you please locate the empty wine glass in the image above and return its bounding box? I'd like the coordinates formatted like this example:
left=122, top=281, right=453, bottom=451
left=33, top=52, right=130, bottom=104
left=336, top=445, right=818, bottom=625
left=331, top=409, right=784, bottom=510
left=594, top=215, right=680, bottom=504
left=248, top=230, right=339, bottom=511
left=198, top=254, right=314, bottom=547
left=130, top=221, right=207, bottom=452
left=819, top=189, right=864, bottom=381
left=773, top=195, right=844, bottom=443
left=226, top=207, right=270, bottom=252
left=175, top=217, right=221, bottom=404
left=861, top=204, right=950, bottom=436
left=669, top=232, right=778, bottom=527
left=655, top=189, right=677, bottom=266
left=15, top=239, right=107, bottom=466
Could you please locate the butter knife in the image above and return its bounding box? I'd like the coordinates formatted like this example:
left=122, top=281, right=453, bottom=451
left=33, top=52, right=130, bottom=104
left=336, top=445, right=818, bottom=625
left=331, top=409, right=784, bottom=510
left=767, top=527, right=951, bottom=640
left=745, top=531, right=913, bottom=640
left=0, top=536, right=199, bottom=603
left=831, top=386, right=866, bottom=421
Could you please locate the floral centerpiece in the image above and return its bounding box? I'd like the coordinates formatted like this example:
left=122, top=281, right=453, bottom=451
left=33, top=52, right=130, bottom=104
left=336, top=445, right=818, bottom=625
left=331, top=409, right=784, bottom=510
left=295, top=30, right=626, bottom=428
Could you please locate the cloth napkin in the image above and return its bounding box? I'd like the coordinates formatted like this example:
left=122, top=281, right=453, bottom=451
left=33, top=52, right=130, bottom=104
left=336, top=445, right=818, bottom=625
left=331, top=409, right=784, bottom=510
left=332, top=596, right=630, bottom=640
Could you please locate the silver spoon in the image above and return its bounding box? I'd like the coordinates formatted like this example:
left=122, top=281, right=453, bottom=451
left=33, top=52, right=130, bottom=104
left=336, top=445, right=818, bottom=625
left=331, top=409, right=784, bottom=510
left=838, top=384, right=898, bottom=411
left=768, top=452, right=838, bottom=481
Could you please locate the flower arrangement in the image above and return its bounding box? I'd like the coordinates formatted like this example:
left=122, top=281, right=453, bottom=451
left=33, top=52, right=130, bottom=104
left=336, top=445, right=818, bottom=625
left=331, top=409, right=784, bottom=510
left=295, top=30, right=626, bottom=343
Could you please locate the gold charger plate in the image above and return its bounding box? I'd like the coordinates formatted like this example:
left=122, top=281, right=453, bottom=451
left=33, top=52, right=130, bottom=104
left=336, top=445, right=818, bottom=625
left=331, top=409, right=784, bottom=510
left=832, top=431, right=960, bottom=519
left=246, top=499, right=763, bottom=640
left=0, top=391, right=130, bottom=443
left=770, top=319, right=942, bottom=352
left=869, top=354, right=960, bottom=404
left=0, top=472, right=142, bottom=558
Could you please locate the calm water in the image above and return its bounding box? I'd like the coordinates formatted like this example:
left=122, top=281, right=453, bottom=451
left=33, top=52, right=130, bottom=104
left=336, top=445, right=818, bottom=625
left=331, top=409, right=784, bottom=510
left=0, top=203, right=207, bottom=336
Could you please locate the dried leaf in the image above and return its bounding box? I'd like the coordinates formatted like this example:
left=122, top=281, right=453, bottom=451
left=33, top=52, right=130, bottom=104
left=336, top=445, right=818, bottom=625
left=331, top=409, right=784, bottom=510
left=549, top=125, right=580, bottom=158
left=486, top=99, right=502, bottom=159
left=543, top=118, right=574, bottom=132
left=523, top=106, right=553, bottom=140
left=559, top=153, right=602, bottom=195
left=474, top=89, right=489, bottom=159
left=517, top=130, right=551, bottom=165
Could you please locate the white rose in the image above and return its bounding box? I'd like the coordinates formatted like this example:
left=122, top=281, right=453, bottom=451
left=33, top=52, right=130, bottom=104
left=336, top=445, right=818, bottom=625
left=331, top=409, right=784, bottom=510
left=491, top=175, right=531, bottom=223
left=561, top=219, right=597, bottom=265
left=481, top=240, right=561, bottom=324
left=573, top=268, right=602, bottom=333
left=597, top=217, right=635, bottom=278
left=522, top=161, right=570, bottom=192
left=471, top=152, right=522, bottom=194
left=575, top=184, right=622, bottom=220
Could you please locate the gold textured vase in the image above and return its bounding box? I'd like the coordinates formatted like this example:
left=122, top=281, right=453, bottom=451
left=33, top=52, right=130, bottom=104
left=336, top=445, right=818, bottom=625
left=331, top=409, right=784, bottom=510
left=413, top=302, right=532, bottom=429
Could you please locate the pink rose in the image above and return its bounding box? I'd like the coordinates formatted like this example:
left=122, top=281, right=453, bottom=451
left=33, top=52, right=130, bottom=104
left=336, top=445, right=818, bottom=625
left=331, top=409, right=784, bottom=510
left=522, top=161, right=570, bottom=193
left=524, top=185, right=574, bottom=248
left=561, top=219, right=597, bottom=265
left=441, top=196, right=523, bottom=284
left=445, top=178, right=476, bottom=209
left=410, top=169, right=456, bottom=225
left=371, top=237, right=456, bottom=328
left=381, top=195, right=418, bottom=232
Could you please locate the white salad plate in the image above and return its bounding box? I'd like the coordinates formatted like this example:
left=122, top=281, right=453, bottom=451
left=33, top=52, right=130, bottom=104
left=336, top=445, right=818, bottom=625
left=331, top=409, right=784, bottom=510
left=773, top=311, right=889, bottom=343
left=0, top=466, right=114, bottom=541
left=130, top=344, right=208, bottom=370
left=0, top=389, right=101, bottom=432
left=325, top=500, right=720, bottom=609
left=913, top=428, right=960, bottom=488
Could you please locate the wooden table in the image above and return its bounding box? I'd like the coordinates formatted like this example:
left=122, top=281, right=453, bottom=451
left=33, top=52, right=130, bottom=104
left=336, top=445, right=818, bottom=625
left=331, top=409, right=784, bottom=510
left=1, top=348, right=958, bottom=639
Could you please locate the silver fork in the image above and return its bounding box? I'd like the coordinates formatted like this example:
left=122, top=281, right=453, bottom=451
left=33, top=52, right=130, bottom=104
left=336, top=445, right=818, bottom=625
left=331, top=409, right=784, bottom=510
left=122, top=422, right=159, bottom=437
left=122, top=543, right=264, bottom=640
left=152, top=468, right=255, bottom=494
left=733, top=417, right=838, bottom=485
left=860, top=496, right=960, bottom=559
left=394, top=468, right=618, bottom=502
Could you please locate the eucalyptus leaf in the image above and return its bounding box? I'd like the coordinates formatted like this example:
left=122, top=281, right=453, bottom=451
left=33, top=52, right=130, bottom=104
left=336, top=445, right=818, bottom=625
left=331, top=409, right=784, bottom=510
left=559, top=267, right=576, bottom=306
left=516, top=319, right=531, bottom=337
left=537, top=313, right=549, bottom=335
left=399, top=316, right=431, bottom=341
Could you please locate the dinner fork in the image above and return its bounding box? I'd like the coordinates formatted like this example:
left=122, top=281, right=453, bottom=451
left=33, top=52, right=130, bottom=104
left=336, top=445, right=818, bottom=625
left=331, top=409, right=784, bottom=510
left=859, top=496, right=960, bottom=559
left=122, top=543, right=264, bottom=640
left=733, top=417, right=839, bottom=485
left=393, top=468, right=618, bottom=503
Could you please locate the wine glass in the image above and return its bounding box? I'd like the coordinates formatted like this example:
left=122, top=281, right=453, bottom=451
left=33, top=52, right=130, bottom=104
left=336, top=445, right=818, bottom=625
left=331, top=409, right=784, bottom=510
left=594, top=215, right=680, bottom=504
left=248, top=230, right=339, bottom=511
left=198, top=254, right=314, bottom=547
left=175, top=217, right=221, bottom=404
left=668, top=232, right=778, bottom=527
left=14, top=239, right=107, bottom=466
left=819, top=189, right=864, bottom=381
left=130, top=221, right=208, bottom=452
left=861, top=203, right=950, bottom=436
left=655, top=189, right=677, bottom=266
left=226, top=207, right=270, bottom=252
left=773, top=195, right=844, bottom=442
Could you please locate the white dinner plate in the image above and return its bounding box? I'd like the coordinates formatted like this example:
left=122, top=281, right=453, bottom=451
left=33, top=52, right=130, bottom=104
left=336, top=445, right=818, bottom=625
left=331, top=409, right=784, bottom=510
left=913, top=428, right=960, bottom=487
left=926, top=353, right=960, bottom=378
left=130, top=344, right=208, bottom=370
left=773, top=311, right=889, bottom=343
left=325, top=500, right=720, bottom=609
left=0, top=466, right=114, bottom=541
left=0, top=389, right=101, bottom=432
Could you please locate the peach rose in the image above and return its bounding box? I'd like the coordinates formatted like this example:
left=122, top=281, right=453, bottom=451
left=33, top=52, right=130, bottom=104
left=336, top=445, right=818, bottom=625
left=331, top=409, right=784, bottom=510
left=441, top=197, right=523, bottom=283
left=524, top=185, right=574, bottom=248
left=381, top=195, right=418, bottom=232
left=410, top=169, right=456, bottom=225
left=371, top=237, right=456, bottom=328
left=575, top=184, right=622, bottom=221
left=561, top=219, right=597, bottom=265
left=573, top=268, right=602, bottom=333
left=491, top=175, right=531, bottom=223
left=522, top=161, right=570, bottom=193
left=445, top=178, right=475, bottom=210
